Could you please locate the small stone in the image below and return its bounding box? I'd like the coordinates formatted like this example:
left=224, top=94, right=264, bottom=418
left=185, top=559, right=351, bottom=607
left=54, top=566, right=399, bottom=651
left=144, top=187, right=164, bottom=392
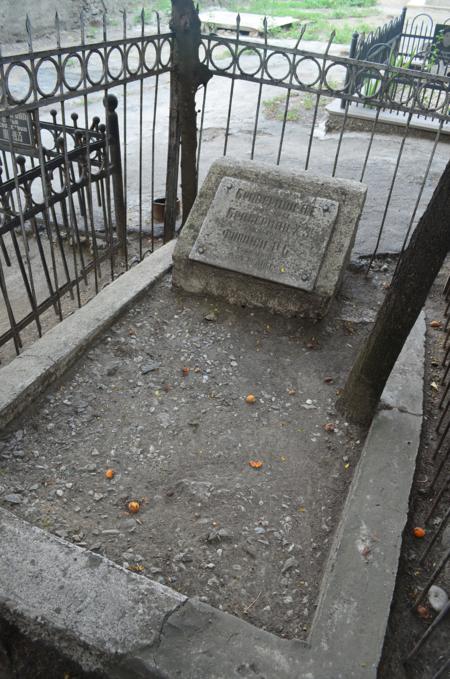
left=56, top=489, right=64, bottom=498
left=3, top=493, right=22, bottom=504
left=106, top=365, right=119, bottom=377
left=428, top=585, right=448, bottom=612
left=281, top=557, right=297, bottom=574
left=93, top=493, right=104, bottom=502
left=141, top=362, right=161, bottom=374
left=204, top=312, right=217, bottom=322
left=12, top=450, right=25, bottom=459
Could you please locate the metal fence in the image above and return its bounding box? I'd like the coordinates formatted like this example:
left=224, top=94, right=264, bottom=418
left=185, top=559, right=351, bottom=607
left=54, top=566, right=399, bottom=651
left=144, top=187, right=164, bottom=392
left=347, top=10, right=450, bottom=122
left=402, top=280, right=450, bottom=678
left=1, top=8, right=450, bottom=362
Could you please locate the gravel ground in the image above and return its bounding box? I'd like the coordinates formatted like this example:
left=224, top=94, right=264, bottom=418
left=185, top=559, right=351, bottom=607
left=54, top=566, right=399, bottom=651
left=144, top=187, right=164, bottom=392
left=0, top=266, right=388, bottom=641
left=379, top=264, right=450, bottom=679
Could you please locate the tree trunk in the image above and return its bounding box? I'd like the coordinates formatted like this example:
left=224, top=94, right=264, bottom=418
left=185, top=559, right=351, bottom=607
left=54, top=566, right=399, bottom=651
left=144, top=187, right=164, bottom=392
left=170, top=0, right=211, bottom=225
left=337, top=156, right=450, bottom=427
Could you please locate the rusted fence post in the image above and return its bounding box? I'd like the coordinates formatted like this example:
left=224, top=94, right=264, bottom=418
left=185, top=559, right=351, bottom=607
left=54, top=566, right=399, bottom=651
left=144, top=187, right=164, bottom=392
left=104, top=93, right=127, bottom=258
left=341, top=31, right=359, bottom=110
left=164, top=0, right=211, bottom=241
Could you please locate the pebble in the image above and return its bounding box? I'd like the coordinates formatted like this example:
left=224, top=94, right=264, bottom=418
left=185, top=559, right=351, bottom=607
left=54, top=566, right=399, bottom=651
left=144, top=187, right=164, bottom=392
left=141, top=362, right=161, bottom=374
left=12, top=450, right=25, bottom=459
left=93, top=493, right=104, bottom=502
left=3, top=493, right=22, bottom=504
left=428, top=585, right=448, bottom=612
left=281, top=557, right=297, bottom=574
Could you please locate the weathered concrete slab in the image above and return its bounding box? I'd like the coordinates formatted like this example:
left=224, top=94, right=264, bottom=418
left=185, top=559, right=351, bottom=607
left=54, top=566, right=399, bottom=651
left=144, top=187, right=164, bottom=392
left=0, top=241, right=175, bottom=431
left=190, top=176, right=339, bottom=291
left=199, top=10, right=299, bottom=34
left=0, top=508, right=185, bottom=678
left=173, top=158, right=367, bottom=318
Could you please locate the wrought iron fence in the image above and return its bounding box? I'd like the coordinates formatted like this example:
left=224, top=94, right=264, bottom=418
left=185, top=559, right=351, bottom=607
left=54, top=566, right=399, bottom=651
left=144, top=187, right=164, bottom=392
left=0, top=10, right=173, bottom=360
left=401, top=280, right=450, bottom=678
left=354, top=7, right=407, bottom=64
left=2, top=8, right=450, bottom=365
left=346, top=11, right=450, bottom=122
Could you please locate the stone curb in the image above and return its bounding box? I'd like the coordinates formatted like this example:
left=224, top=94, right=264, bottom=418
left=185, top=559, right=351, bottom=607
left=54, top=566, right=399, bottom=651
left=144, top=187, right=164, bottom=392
left=0, top=241, right=176, bottom=431
left=0, top=310, right=425, bottom=678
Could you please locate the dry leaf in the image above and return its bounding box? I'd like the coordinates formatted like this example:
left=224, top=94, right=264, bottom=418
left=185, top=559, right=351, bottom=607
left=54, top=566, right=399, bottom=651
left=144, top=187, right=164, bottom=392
left=430, top=320, right=442, bottom=328
left=324, top=422, right=335, bottom=432
left=245, top=394, right=256, bottom=404
left=248, top=460, right=263, bottom=469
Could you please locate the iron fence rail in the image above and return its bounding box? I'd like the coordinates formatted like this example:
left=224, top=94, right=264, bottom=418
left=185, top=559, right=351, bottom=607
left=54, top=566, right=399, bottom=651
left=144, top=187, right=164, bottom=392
left=2, top=9, right=450, bottom=365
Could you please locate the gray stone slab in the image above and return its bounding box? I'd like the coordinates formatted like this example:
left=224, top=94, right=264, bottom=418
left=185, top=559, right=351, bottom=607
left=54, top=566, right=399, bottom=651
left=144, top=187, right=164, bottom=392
left=173, top=158, right=367, bottom=318
left=190, top=176, right=339, bottom=292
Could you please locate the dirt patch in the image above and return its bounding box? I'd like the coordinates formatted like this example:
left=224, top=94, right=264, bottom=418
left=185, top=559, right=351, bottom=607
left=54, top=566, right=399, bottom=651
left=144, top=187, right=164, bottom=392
left=378, top=263, right=450, bottom=678
left=0, top=268, right=389, bottom=641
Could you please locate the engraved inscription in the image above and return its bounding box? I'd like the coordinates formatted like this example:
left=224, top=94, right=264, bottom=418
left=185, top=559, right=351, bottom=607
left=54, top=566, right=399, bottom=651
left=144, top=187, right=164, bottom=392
left=189, top=176, right=339, bottom=291
left=0, top=112, right=34, bottom=150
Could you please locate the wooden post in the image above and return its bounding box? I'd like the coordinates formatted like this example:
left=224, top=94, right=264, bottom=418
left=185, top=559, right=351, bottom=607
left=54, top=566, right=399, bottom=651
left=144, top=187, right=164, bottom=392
left=337, top=157, right=450, bottom=427
left=166, top=0, right=212, bottom=238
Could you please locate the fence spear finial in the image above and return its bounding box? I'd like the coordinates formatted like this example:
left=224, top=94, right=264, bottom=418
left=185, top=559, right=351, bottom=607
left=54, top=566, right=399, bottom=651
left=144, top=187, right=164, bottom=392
left=122, top=8, right=127, bottom=37
left=295, top=23, right=307, bottom=50
left=140, top=7, right=145, bottom=34
left=25, top=14, right=33, bottom=52
left=153, top=10, right=161, bottom=34
left=263, top=15, right=268, bottom=45
left=80, top=10, right=85, bottom=45
left=55, top=12, right=61, bottom=49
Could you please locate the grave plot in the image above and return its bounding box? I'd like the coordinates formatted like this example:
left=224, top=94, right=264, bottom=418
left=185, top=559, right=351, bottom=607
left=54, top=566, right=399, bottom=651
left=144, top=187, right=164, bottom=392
left=0, top=265, right=388, bottom=640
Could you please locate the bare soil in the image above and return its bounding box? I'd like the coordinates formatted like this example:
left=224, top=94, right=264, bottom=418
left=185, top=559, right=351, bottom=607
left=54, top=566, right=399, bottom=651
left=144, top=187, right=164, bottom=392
left=0, top=266, right=388, bottom=641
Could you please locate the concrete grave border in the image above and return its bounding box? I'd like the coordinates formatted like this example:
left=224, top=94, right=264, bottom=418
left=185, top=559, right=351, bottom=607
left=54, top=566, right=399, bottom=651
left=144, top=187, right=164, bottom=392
left=0, top=236, right=425, bottom=677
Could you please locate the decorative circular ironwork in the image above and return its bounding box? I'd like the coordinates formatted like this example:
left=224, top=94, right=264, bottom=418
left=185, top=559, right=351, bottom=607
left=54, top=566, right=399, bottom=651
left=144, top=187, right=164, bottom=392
left=144, top=40, right=158, bottom=71
left=199, top=40, right=208, bottom=65
left=237, top=47, right=263, bottom=77
left=294, top=56, right=321, bottom=88
left=159, top=38, right=172, bottom=68
left=354, top=66, right=384, bottom=99
left=264, top=51, right=291, bottom=82
left=35, top=57, right=60, bottom=98
left=384, top=74, right=414, bottom=107
left=416, top=79, right=450, bottom=112
left=86, top=49, right=105, bottom=86
left=323, top=62, right=348, bottom=93
left=29, top=176, right=45, bottom=207
left=62, top=53, right=83, bottom=92
left=126, top=42, right=142, bottom=76
left=49, top=168, right=65, bottom=196
left=5, top=62, right=33, bottom=105
left=106, top=46, right=124, bottom=81
left=209, top=42, right=234, bottom=72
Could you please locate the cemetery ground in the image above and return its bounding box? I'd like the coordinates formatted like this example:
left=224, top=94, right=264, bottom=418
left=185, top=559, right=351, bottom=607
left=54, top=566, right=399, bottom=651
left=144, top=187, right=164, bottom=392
left=0, top=265, right=388, bottom=643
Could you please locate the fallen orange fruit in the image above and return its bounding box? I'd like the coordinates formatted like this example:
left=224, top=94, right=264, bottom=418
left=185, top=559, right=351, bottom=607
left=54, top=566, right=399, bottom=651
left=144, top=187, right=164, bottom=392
left=105, top=468, right=115, bottom=479
left=249, top=460, right=263, bottom=469
left=128, top=500, right=140, bottom=514
left=413, top=526, right=426, bottom=538
left=245, top=394, right=256, bottom=404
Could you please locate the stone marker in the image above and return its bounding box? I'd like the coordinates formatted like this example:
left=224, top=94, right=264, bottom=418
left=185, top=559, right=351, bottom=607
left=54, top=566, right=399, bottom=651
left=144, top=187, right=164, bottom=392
left=173, top=159, right=367, bottom=318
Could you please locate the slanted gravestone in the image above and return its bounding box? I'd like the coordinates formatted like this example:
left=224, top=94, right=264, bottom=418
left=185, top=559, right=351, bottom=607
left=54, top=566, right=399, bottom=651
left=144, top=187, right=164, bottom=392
left=173, top=159, right=366, bottom=318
